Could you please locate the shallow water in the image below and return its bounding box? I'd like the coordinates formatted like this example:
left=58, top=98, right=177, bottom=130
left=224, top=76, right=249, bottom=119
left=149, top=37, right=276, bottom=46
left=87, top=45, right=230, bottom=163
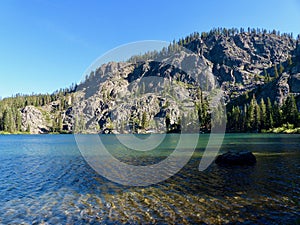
left=0, top=134, right=299, bottom=224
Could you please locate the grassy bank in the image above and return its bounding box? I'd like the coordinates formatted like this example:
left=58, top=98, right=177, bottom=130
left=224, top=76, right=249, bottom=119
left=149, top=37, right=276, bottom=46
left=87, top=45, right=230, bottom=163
left=262, top=123, right=300, bottom=134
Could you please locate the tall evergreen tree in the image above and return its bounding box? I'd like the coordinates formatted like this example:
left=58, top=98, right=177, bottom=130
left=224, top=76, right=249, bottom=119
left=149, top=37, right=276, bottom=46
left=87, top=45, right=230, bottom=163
left=254, top=102, right=261, bottom=132
left=266, top=98, right=274, bottom=129
left=15, top=110, right=22, bottom=132
left=274, top=64, right=279, bottom=78
left=283, top=95, right=298, bottom=125
left=165, top=114, right=171, bottom=132
left=231, top=106, right=241, bottom=131
left=141, top=111, right=148, bottom=129
left=246, top=96, right=256, bottom=131
left=2, top=108, right=14, bottom=132
left=273, top=101, right=282, bottom=127
left=279, top=63, right=284, bottom=75
left=260, top=99, right=267, bottom=129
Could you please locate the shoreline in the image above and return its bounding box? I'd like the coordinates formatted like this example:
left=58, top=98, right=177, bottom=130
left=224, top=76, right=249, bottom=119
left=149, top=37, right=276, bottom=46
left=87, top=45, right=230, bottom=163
left=1, top=129, right=300, bottom=135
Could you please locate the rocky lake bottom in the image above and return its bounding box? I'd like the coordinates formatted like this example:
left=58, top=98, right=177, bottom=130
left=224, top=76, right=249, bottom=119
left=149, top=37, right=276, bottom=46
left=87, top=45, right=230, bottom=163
left=0, top=134, right=299, bottom=224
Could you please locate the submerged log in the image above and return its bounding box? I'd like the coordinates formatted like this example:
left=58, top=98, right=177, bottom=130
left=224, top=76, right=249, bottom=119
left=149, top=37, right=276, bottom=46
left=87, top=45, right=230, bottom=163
left=215, top=151, right=256, bottom=166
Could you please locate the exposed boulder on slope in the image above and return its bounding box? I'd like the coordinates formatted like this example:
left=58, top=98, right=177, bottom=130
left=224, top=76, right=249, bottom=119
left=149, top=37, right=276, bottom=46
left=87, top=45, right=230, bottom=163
left=21, top=106, right=50, bottom=134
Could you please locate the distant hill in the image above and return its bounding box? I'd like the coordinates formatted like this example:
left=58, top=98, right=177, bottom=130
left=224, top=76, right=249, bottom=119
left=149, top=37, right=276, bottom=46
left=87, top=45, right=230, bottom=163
left=0, top=28, right=299, bottom=134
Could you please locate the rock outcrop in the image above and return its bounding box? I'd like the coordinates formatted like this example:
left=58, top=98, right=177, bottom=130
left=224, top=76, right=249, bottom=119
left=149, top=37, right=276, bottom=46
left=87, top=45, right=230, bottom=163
left=21, top=106, right=50, bottom=134
left=215, top=151, right=256, bottom=166
left=16, top=30, right=300, bottom=133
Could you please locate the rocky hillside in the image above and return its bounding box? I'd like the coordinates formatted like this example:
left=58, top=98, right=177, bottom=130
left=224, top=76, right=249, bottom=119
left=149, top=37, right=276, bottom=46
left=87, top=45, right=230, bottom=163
left=0, top=28, right=299, bottom=134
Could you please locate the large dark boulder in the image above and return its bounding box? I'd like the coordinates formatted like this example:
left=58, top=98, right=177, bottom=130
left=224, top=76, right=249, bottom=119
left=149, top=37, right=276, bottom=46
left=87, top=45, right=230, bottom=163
left=215, top=151, right=256, bottom=166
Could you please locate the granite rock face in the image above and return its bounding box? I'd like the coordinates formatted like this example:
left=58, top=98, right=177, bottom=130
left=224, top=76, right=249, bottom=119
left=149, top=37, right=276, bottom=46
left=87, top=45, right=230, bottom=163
left=186, top=32, right=296, bottom=83
left=185, top=32, right=299, bottom=106
left=19, top=31, right=300, bottom=133
left=21, top=106, right=49, bottom=134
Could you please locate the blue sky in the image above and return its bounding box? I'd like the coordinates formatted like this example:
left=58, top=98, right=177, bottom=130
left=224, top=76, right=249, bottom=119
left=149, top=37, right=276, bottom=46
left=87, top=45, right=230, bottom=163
left=0, top=0, right=300, bottom=98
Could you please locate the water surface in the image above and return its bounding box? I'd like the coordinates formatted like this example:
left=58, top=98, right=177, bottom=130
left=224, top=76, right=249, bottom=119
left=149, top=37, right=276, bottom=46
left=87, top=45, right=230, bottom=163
left=0, top=134, right=299, bottom=224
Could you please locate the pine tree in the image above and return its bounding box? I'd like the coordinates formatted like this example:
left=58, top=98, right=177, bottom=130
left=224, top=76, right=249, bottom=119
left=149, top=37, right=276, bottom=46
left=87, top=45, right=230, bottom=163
left=15, top=110, right=22, bottom=131
left=264, top=69, right=271, bottom=83
left=2, top=109, right=10, bottom=132
left=260, top=99, right=267, bottom=129
left=283, top=95, right=298, bottom=125
left=279, top=63, right=284, bottom=75
left=240, top=104, right=247, bottom=131
left=273, top=101, right=282, bottom=127
left=26, top=124, right=31, bottom=133
left=2, top=108, right=15, bottom=132
left=274, top=64, right=279, bottom=78
left=165, top=114, right=171, bottom=132
left=141, top=111, right=148, bottom=129
left=266, top=98, right=274, bottom=129
left=254, top=103, right=261, bottom=132
left=231, top=106, right=241, bottom=131
left=287, top=57, right=293, bottom=67
left=246, top=96, right=256, bottom=131
left=196, top=102, right=203, bottom=127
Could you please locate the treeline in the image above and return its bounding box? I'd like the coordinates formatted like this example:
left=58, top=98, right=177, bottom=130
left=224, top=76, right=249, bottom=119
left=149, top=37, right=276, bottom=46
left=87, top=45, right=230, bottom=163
left=227, top=94, right=300, bottom=132
left=164, top=88, right=212, bottom=133
left=0, top=94, right=54, bottom=133
left=0, top=85, right=76, bottom=133
left=178, top=27, right=296, bottom=43
left=182, top=27, right=298, bottom=48
left=127, top=27, right=299, bottom=65
left=0, top=89, right=299, bottom=134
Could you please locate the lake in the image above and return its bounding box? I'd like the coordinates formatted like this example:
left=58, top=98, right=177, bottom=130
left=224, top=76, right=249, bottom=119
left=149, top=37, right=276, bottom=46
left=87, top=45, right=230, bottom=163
left=0, top=134, right=299, bottom=224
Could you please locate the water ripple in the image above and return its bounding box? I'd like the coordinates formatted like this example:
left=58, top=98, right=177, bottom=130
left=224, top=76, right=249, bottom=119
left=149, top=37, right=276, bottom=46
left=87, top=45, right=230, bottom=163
left=0, top=134, right=299, bottom=224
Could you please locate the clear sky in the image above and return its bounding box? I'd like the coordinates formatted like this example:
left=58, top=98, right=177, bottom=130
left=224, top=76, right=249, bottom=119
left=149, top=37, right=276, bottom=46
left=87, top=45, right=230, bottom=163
left=0, top=0, right=299, bottom=98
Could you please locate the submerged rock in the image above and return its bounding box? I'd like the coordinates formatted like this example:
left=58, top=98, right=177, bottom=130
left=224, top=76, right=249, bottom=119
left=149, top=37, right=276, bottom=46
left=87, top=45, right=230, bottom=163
left=215, top=151, right=256, bottom=166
